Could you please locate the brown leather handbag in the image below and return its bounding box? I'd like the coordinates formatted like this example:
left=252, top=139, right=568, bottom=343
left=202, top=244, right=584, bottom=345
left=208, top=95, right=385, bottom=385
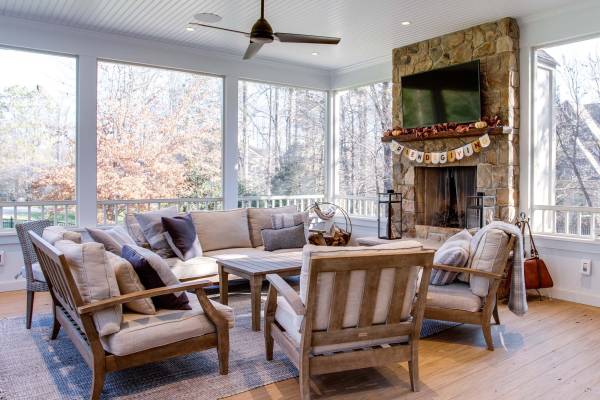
left=518, top=214, right=554, bottom=290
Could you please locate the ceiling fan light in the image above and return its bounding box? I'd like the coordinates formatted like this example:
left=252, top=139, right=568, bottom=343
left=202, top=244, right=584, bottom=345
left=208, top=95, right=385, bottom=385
left=185, top=26, right=195, bottom=32
left=311, top=52, right=319, bottom=56
left=401, top=21, right=411, bottom=26
left=194, top=13, right=223, bottom=23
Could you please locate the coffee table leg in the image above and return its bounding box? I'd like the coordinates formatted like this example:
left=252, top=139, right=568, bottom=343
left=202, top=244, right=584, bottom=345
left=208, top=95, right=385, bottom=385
left=250, top=276, right=263, bottom=331
left=219, top=266, right=229, bottom=305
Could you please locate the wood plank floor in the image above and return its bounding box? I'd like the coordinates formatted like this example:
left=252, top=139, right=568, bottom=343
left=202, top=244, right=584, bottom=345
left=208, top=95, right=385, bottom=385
left=2, top=291, right=599, bottom=399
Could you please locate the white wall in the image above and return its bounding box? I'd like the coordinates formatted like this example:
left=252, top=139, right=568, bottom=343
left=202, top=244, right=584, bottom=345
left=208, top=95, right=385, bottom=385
left=519, top=0, right=600, bottom=306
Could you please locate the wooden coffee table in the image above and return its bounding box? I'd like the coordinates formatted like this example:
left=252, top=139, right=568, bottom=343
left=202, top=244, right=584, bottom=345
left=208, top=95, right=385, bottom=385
left=217, top=251, right=303, bottom=331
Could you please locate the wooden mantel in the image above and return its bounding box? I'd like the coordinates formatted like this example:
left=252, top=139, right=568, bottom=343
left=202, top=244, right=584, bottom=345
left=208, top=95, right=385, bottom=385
left=381, top=126, right=512, bottom=143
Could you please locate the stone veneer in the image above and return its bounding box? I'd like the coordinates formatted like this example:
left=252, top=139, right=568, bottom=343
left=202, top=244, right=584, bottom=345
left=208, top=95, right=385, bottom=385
left=391, top=18, right=520, bottom=236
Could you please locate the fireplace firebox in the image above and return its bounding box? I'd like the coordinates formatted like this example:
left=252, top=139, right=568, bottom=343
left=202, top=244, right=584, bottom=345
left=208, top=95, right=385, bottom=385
left=414, top=166, right=477, bottom=228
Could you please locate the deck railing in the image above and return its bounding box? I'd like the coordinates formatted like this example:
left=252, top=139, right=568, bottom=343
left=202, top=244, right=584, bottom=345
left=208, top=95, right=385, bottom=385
left=531, top=205, right=600, bottom=239
left=334, top=195, right=378, bottom=218
left=0, top=200, right=77, bottom=229
left=237, top=194, right=324, bottom=210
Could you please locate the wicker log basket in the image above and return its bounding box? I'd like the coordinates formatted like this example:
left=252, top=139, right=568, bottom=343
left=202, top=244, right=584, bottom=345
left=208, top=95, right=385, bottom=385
left=305, top=202, right=352, bottom=246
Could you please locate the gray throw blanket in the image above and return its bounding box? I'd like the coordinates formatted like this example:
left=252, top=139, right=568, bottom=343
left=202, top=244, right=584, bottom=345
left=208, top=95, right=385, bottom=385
left=470, top=221, right=528, bottom=316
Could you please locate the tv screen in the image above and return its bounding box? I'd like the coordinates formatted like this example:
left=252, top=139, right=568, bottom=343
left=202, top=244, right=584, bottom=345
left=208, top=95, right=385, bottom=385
left=401, top=60, right=481, bottom=129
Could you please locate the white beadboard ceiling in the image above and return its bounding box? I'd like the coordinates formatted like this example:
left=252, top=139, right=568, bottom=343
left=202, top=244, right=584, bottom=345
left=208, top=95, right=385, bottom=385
left=0, top=0, right=586, bottom=70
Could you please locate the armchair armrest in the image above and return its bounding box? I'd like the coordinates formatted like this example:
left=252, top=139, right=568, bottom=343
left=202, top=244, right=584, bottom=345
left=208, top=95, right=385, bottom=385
left=266, top=274, right=305, bottom=316
left=433, top=264, right=504, bottom=280
left=78, top=279, right=212, bottom=315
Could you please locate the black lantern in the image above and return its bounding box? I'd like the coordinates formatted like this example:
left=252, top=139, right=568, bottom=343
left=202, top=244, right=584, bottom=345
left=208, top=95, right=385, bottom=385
left=378, top=190, right=403, bottom=239
left=466, top=192, right=496, bottom=229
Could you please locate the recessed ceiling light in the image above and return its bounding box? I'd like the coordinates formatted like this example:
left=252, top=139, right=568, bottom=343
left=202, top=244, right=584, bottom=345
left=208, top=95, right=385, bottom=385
left=194, top=13, right=223, bottom=23
left=401, top=21, right=411, bottom=26
left=186, top=26, right=195, bottom=32
left=311, top=52, right=319, bottom=56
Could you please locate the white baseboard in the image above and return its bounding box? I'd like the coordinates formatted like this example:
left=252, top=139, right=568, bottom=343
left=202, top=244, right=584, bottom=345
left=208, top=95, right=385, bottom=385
left=0, top=279, right=25, bottom=292
left=548, top=287, right=600, bottom=307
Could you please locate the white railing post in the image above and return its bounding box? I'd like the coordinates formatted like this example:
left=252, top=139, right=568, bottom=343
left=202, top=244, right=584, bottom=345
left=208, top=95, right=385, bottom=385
left=223, top=75, right=239, bottom=210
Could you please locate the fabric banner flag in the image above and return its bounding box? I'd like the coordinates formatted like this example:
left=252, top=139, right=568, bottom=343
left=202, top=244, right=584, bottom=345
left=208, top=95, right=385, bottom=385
left=480, top=133, right=491, bottom=147
left=416, top=151, right=424, bottom=163
left=463, top=143, right=474, bottom=157
left=387, top=133, right=489, bottom=163
left=424, top=153, right=432, bottom=164
left=439, top=152, right=448, bottom=164
left=472, top=140, right=482, bottom=153
left=447, top=149, right=456, bottom=163
left=455, top=147, right=464, bottom=160
left=408, top=149, right=417, bottom=160
left=431, top=152, right=440, bottom=164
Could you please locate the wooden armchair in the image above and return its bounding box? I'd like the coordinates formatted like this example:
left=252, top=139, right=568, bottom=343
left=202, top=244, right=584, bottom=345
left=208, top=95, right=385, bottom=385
left=29, top=231, right=231, bottom=400
left=264, top=248, right=434, bottom=400
left=425, top=234, right=515, bottom=351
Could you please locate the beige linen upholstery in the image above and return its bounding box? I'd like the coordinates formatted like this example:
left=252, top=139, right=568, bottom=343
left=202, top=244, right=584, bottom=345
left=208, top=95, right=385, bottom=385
left=106, top=252, right=156, bottom=315
left=299, top=242, right=423, bottom=331
left=247, top=206, right=297, bottom=247
left=100, top=296, right=234, bottom=356
left=165, top=256, right=221, bottom=281
left=203, top=247, right=268, bottom=258
left=190, top=209, right=252, bottom=251
left=54, top=240, right=122, bottom=336
left=42, top=226, right=82, bottom=245
left=469, top=229, right=510, bottom=297
left=426, top=283, right=483, bottom=312
left=275, top=296, right=409, bottom=353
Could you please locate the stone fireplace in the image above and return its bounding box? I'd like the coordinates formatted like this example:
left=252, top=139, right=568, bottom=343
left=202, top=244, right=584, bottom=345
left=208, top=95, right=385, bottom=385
left=390, top=18, right=520, bottom=238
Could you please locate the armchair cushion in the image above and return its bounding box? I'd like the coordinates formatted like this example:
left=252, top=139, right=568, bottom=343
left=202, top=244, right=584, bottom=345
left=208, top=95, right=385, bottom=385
left=54, top=240, right=122, bottom=336
left=469, top=229, right=509, bottom=297
left=42, top=226, right=82, bottom=245
left=275, top=296, right=408, bottom=354
left=426, top=282, right=482, bottom=312
left=300, top=242, right=423, bottom=331
left=247, top=206, right=297, bottom=247
left=191, top=209, right=252, bottom=251
left=100, top=295, right=233, bottom=356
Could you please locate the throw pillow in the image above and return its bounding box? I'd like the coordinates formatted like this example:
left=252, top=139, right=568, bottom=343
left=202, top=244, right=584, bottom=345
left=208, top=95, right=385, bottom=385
left=121, top=245, right=190, bottom=310
left=42, top=226, right=82, bottom=245
left=469, top=228, right=509, bottom=297
left=190, top=208, right=253, bottom=251
left=87, top=226, right=136, bottom=255
left=162, top=213, right=203, bottom=261
left=247, top=206, right=297, bottom=247
left=134, top=206, right=179, bottom=258
left=105, top=252, right=156, bottom=315
left=54, top=240, right=122, bottom=336
left=271, top=211, right=309, bottom=230
left=430, top=229, right=472, bottom=286
left=261, top=223, right=307, bottom=251
left=125, top=214, right=150, bottom=248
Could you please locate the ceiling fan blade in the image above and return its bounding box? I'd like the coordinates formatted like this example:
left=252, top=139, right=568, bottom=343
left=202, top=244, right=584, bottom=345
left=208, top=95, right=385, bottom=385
left=274, top=32, right=340, bottom=44
left=188, top=22, right=249, bottom=36
left=243, top=42, right=264, bottom=60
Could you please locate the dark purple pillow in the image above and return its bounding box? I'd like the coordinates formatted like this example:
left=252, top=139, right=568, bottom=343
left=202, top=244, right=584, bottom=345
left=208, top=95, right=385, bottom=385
left=161, top=214, right=198, bottom=256
left=121, top=245, right=190, bottom=310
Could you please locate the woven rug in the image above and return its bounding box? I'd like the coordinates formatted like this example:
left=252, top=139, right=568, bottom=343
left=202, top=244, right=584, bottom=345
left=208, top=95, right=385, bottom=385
left=0, top=293, right=458, bottom=400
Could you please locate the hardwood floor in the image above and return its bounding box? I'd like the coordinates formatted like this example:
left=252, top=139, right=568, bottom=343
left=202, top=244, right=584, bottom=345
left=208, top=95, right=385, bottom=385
left=2, top=290, right=599, bottom=399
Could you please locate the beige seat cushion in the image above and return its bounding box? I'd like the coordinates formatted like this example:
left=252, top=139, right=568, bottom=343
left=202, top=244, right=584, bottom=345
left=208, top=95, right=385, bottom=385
left=300, top=242, right=424, bottom=331
left=190, top=209, right=252, bottom=252
left=469, top=229, right=509, bottom=297
left=275, top=296, right=408, bottom=354
left=247, top=206, right=297, bottom=247
left=100, top=295, right=234, bottom=356
left=427, top=282, right=483, bottom=312
left=203, top=247, right=268, bottom=258
left=165, top=256, right=220, bottom=281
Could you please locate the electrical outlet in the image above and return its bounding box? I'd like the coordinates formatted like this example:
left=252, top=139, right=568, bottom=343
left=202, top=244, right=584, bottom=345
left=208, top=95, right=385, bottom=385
left=581, top=259, right=592, bottom=276
left=0, top=250, right=5, bottom=266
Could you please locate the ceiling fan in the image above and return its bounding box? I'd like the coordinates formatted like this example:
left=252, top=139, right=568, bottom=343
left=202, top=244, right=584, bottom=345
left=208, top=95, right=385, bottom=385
left=188, top=0, right=341, bottom=60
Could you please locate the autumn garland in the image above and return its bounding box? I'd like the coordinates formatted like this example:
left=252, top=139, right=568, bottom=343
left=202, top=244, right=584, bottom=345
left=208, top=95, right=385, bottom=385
left=388, top=133, right=491, bottom=164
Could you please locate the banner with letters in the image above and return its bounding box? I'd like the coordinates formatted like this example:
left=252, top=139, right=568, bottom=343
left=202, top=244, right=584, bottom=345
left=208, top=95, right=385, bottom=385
left=388, top=134, right=491, bottom=164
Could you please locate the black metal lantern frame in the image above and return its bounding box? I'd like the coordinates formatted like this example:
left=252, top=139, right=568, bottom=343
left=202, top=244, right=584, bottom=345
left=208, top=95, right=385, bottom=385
left=378, top=190, right=403, bottom=240
left=466, top=192, right=496, bottom=229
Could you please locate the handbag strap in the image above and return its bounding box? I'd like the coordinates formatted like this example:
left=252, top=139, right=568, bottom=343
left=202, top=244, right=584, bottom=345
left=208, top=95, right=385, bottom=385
left=517, top=212, right=539, bottom=258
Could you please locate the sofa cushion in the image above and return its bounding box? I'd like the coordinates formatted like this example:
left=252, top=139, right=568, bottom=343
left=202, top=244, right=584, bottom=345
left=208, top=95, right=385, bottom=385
left=165, top=256, right=220, bottom=281
left=426, top=282, right=482, bottom=312
left=42, top=226, right=82, bottom=245
left=162, top=214, right=203, bottom=261
left=106, top=252, right=156, bottom=315
left=203, top=247, right=268, bottom=258
left=100, top=295, right=233, bottom=356
left=121, top=245, right=190, bottom=310
left=430, top=229, right=472, bottom=286
left=247, top=206, right=297, bottom=247
left=275, top=296, right=408, bottom=354
left=87, top=226, right=136, bottom=256
left=261, top=223, right=306, bottom=251
left=469, top=228, right=509, bottom=297
left=54, top=240, right=122, bottom=336
left=134, top=206, right=179, bottom=258
left=300, top=242, right=423, bottom=331
left=190, top=209, right=252, bottom=252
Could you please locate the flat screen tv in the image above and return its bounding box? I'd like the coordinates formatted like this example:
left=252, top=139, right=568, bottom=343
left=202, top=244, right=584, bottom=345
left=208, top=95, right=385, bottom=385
left=401, top=60, right=481, bottom=129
